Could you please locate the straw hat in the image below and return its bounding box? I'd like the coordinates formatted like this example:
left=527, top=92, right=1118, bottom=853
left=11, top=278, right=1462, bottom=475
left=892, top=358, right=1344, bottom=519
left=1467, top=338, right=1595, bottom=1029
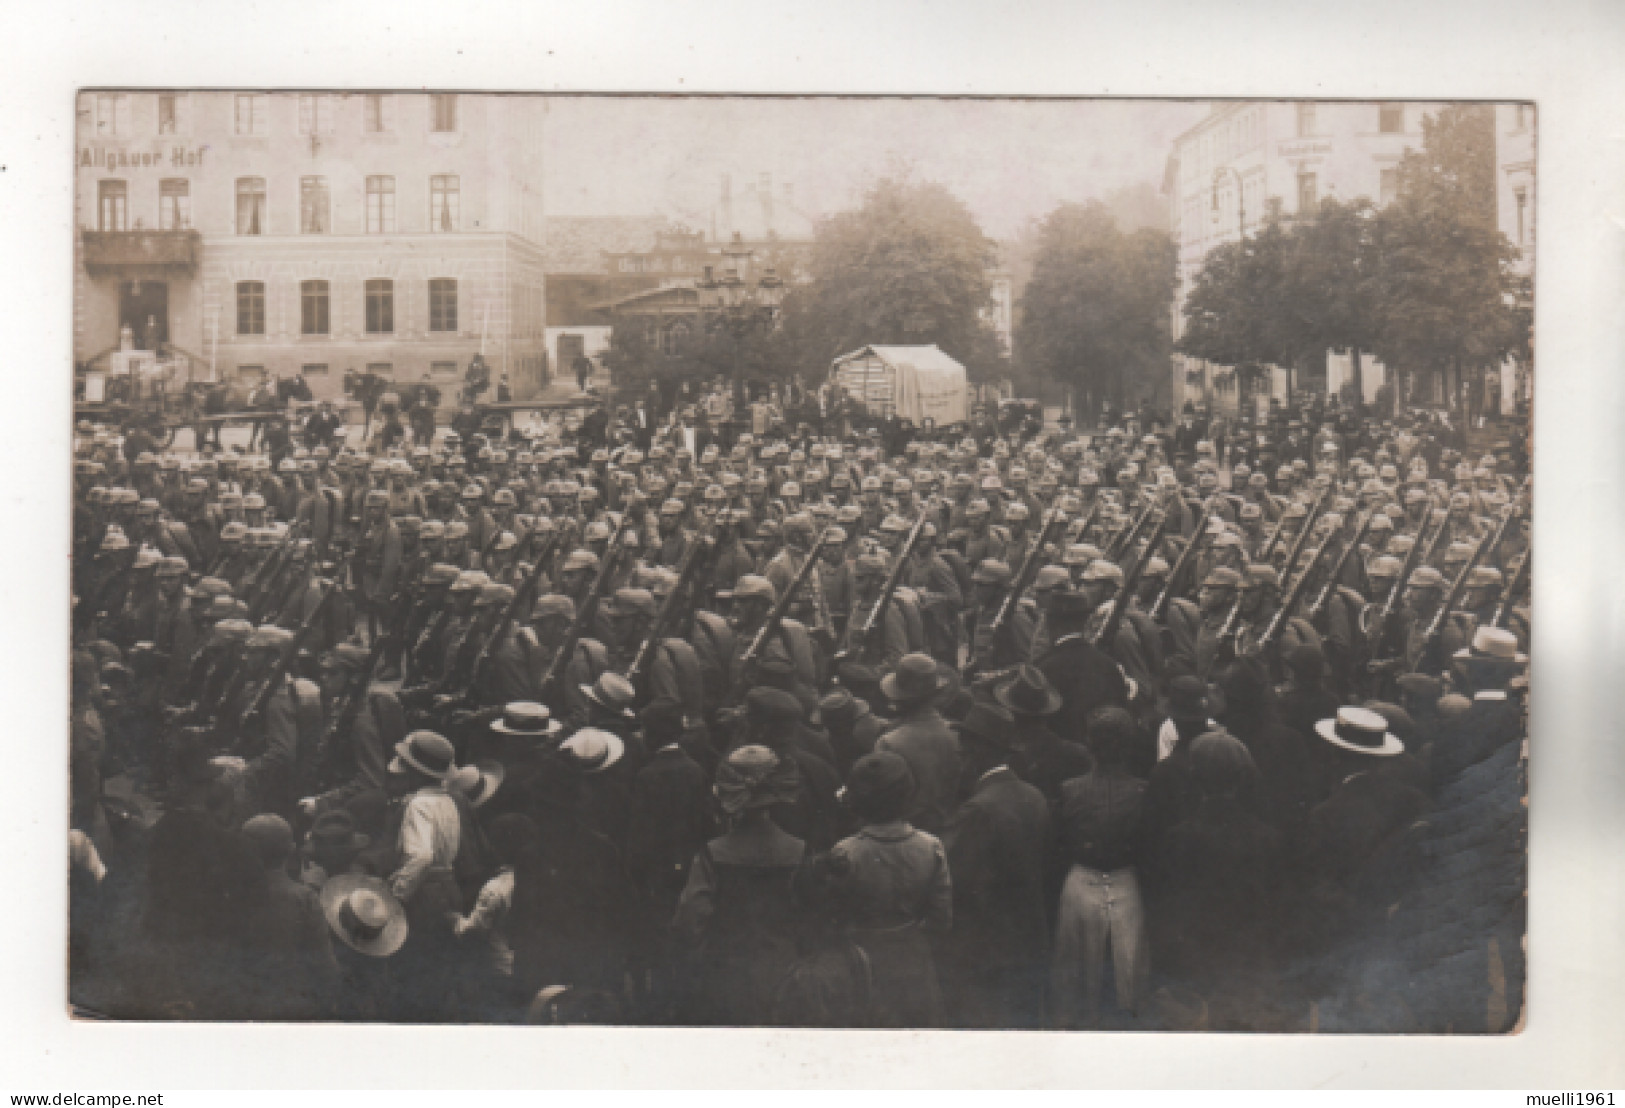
left=320, top=875, right=408, bottom=957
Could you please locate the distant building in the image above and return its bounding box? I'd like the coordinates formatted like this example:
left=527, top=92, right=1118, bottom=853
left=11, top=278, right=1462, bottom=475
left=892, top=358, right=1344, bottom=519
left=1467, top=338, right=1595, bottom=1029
left=73, top=91, right=547, bottom=400
left=1494, top=103, right=1536, bottom=414
left=1164, top=100, right=1441, bottom=413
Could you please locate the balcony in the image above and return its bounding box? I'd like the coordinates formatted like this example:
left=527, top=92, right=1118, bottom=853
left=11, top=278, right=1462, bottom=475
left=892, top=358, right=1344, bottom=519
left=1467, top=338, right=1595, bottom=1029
left=81, top=229, right=201, bottom=275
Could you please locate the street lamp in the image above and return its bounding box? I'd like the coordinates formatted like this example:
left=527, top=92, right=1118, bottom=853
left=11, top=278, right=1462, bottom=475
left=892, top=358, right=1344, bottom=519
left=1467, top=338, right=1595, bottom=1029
left=697, top=232, right=786, bottom=408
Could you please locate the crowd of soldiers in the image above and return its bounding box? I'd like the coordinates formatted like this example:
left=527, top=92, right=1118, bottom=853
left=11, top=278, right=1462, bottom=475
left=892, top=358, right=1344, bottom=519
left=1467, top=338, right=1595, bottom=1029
left=67, top=386, right=1531, bottom=1032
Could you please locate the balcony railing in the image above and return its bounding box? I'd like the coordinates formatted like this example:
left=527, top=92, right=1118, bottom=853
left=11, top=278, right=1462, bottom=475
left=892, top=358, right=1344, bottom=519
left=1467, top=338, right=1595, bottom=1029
left=82, top=229, right=201, bottom=273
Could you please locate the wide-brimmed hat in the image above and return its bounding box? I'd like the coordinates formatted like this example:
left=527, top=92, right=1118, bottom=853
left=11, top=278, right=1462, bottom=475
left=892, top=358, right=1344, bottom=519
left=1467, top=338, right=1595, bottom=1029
left=879, top=653, right=948, bottom=704
left=956, top=702, right=1016, bottom=750
left=320, top=875, right=408, bottom=957
left=995, top=665, right=1063, bottom=717
left=389, top=730, right=457, bottom=780
left=1315, top=705, right=1405, bottom=757
left=580, top=673, right=636, bottom=718
left=490, top=701, right=564, bottom=738
left=452, top=758, right=506, bottom=808
left=713, top=744, right=802, bottom=816
left=559, top=728, right=625, bottom=774
left=1453, top=625, right=1528, bottom=666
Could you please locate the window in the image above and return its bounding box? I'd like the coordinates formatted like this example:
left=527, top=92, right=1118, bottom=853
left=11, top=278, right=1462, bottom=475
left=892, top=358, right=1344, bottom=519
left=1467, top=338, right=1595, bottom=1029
left=234, top=93, right=267, bottom=136
left=156, top=93, right=185, bottom=135
left=430, top=175, right=460, bottom=231
left=365, top=176, right=396, bottom=234
left=236, top=177, right=266, bottom=235
left=1297, top=172, right=1318, bottom=213
left=236, top=281, right=266, bottom=336
left=302, top=363, right=330, bottom=377
left=1514, top=187, right=1528, bottom=245
left=159, top=179, right=190, bottom=230
left=365, top=279, right=394, bottom=334
left=297, top=94, right=334, bottom=135
left=1266, top=196, right=1284, bottom=220
left=97, top=180, right=128, bottom=231
left=431, top=361, right=459, bottom=378
left=1379, top=167, right=1399, bottom=206
left=429, top=93, right=458, bottom=132
left=1296, top=102, right=1317, bottom=137
left=93, top=93, right=130, bottom=137
left=1378, top=103, right=1405, bottom=133
left=300, top=280, right=330, bottom=335
left=658, top=321, right=691, bottom=357
left=426, top=278, right=459, bottom=332
left=300, top=176, right=330, bottom=234
left=363, top=93, right=395, bottom=133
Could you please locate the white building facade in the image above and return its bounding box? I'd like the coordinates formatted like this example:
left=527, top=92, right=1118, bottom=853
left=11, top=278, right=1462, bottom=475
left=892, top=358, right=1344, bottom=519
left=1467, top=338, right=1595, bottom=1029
left=1165, top=100, right=1441, bottom=414
left=1494, top=102, right=1536, bottom=414
left=74, top=91, right=548, bottom=401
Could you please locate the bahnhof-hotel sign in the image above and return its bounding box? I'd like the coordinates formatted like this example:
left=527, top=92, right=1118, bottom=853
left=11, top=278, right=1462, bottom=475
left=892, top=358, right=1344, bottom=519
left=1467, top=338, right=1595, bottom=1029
left=79, top=146, right=208, bottom=170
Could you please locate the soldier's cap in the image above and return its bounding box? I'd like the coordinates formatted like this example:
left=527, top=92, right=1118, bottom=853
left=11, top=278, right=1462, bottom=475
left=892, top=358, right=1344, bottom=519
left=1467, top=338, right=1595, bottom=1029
left=1442, top=541, right=1475, bottom=564
left=820, top=525, right=849, bottom=546
left=396, top=515, right=423, bottom=534
left=1404, top=487, right=1430, bottom=505
left=1082, top=560, right=1124, bottom=584
left=131, top=546, right=162, bottom=571
left=835, top=505, right=862, bottom=524
left=1034, top=565, right=1072, bottom=591
left=1063, top=543, right=1102, bottom=566
left=582, top=521, right=611, bottom=543
left=1048, top=589, right=1096, bottom=621
left=458, top=483, right=483, bottom=501
left=1407, top=566, right=1448, bottom=590
left=1466, top=565, right=1504, bottom=588
left=972, top=559, right=1012, bottom=585
left=475, top=583, right=515, bottom=608
left=1201, top=567, right=1243, bottom=590
left=450, top=570, right=490, bottom=594
left=1244, top=564, right=1281, bottom=590
left=1212, top=531, right=1244, bottom=549
left=321, top=642, right=372, bottom=671
left=609, top=588, right=656, bottom=618
left=733, top=574, right=777, bottom=603
left=247, top=625, right=294, bottom=652
left=533, top=593, right=575, bottom=620
left=492, top=489, right=517, bottom=507
left=212, top=618, right=254, bottom=643
left=492, top=531, right=519, bottom=552
left=444, top=521, right=470, bottom=540
left=1281, top=502, right=1308, bottom=520
left=156, top=555, right=190, bottom=578
left=1143, top=555, right=1171, bottom=578
left=854, top=552, right=889, bottom=578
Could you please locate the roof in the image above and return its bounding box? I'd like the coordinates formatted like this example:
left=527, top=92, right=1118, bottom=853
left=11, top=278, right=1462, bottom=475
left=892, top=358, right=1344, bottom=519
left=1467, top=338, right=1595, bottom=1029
left=545, top=273, right=661, bottom=327
left=832, top=344, right=968, bottom=376
left=543, top=216, right=670, bottom=274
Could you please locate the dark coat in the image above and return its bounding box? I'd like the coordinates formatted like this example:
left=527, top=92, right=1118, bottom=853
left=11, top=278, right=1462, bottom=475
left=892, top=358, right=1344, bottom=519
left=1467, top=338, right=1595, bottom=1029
left=624, top=745, right=716, bottom=917
left=1429, top=695, right=1521, bottom=793
left=937, top=767, right=1051, bottom=1028
left=1036, top=632, right=1130, bottom=745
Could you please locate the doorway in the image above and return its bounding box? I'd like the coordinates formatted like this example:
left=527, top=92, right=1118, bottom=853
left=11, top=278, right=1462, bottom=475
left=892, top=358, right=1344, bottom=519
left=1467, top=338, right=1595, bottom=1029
left=120, top=281, right=169, bottom=350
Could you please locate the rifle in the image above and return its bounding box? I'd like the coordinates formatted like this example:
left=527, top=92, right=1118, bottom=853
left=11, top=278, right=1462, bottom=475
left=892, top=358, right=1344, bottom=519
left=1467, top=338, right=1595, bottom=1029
left=838, top=511, right=929, bottom=662
left=538, top=522, right=633, bottom=698
left=991, top=507, right=1069, bottom=638
left=1307, top=510, right=1374, bottom=623
left=1255, top=513, right=1290, bottom=566
left=310, top=632, right=390, bottom=794
left=1149, top=499, right=1218, bottom=622
left=1067, top=498, right=1102, bottom=545
left=1416, top=501, right=1520, bottom=655
left=745, top=526, right=842, bottom=668
left=1363, top=511, right=1437, bottom=661
left=1276, top=485, right=1331, bottom=578
left=1491, top=547, right=1530, bottom=629
left=626, top=522, right=715, bottom=683
left=236, top=583, right=335, bottom=739
left=1419, top=507, right=1451, bottom=568
left=243, top=525, right=304, bottom=622
left=1092, top=509, right=1170, bottom=651
left=1248, top=531, right=1333, bottom=655
left=451, top=546, right=553, bottom=705
left=1106, top=497, right=1158, bottom=562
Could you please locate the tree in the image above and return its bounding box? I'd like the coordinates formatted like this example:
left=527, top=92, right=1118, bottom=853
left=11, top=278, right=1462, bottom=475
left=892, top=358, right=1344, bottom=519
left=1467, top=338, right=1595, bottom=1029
left=1016, top=201, right=1176, bottom=416
left=1280, top=198, right=1380, bottom=408
left=778, top=176, right=1005, bottom=383
left=601, top=311, right=783, bottom=402
left=1366, top=104, right=1526, bottom=415
left=1177, top=216, right=1295, bottom=398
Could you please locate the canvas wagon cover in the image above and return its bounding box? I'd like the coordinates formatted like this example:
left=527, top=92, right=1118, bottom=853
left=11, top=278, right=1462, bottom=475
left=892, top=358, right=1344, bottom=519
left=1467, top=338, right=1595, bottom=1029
left=831, top=344, right=968, bottom=425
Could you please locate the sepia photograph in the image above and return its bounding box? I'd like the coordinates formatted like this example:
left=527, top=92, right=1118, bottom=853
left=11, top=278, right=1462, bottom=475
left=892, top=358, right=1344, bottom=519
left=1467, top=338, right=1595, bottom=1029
left=66, top=90, right=1534, bottom=1034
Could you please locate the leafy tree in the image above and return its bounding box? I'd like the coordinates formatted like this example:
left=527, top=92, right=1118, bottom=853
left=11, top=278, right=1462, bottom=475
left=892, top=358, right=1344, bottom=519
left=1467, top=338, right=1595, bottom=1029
left=601, top=311, right=780, bottom=399
left=1016, top=200, right=1177, bottom=415
left=1367, top=103, right=1526, bottom=413
left=1176, top=216, right=1295, bottom=396
left=778, top=176, right=1005, bottom=382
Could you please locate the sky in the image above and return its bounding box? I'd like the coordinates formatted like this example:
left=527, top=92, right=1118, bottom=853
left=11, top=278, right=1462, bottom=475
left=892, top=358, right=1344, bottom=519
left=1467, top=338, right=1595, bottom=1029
left=540, top=96, right=1208, bottom=240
